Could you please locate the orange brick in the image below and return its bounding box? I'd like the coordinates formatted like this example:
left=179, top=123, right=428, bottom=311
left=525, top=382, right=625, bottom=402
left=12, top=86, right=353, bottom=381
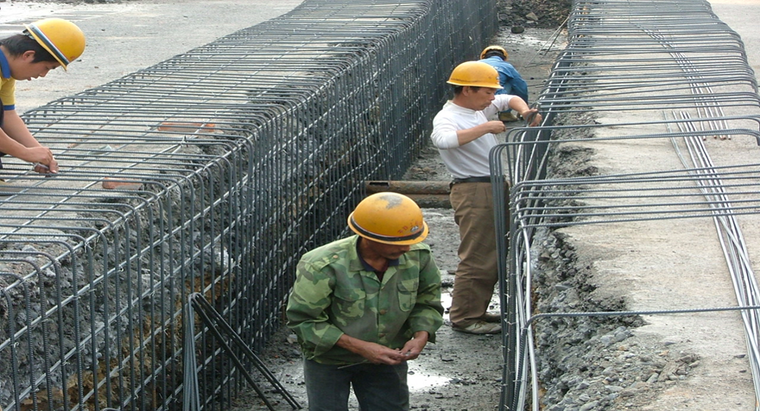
left=102, top=177, right=143, bottom=190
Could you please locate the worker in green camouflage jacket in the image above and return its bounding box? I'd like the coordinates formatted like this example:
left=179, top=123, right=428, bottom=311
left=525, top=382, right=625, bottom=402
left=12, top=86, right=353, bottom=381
left=286, top=192, right=443, bottom=411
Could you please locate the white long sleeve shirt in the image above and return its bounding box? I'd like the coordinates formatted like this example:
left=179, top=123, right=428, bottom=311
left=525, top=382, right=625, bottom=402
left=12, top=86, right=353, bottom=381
left=430, top=95, right=514, bottom=179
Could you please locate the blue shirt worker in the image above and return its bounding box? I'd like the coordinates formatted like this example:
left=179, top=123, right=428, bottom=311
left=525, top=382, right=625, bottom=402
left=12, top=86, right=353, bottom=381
left=286, top=192, right=444, bottom=411
left=479, top=45, right=529, bottom=121
left=0, top=18, right=86, bottom=179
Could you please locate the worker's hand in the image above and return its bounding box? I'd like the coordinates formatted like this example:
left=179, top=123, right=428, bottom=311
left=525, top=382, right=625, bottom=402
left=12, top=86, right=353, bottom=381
left=24, top=146, right=59, bottom=174
left=398, top=331, right=429, bottom=361
left=356, top=341, right=408, bottom=365
left=33, top=162, right=56, bottom=174
left=483, top=120, right=507, bottom=134
left=519, top=108, right=543, bottom=127
left=457, top=121, right=508, bottom=145
left=336, top=333, right=409, bottom=365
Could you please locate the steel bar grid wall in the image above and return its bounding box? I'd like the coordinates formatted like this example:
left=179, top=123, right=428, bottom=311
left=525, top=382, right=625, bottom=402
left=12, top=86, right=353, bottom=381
left=490, top=0, right=760, bottom=410
left=0, top=1, right=498, bottom=410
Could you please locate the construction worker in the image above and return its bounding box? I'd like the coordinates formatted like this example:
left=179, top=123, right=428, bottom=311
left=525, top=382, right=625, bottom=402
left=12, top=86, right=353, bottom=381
left=0, top=18, right=86, bottom=181
left=479, top=45, right=529, bottom=122
left=431, top=61, right=541, bottom=334
left=286, top=192, right=443, bottom=411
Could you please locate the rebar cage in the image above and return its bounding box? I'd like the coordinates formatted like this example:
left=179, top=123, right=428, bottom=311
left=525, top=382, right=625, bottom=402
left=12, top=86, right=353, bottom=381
left=0, top=1, right=498, bottom=410
left=491, top=0, right=760, bottom=410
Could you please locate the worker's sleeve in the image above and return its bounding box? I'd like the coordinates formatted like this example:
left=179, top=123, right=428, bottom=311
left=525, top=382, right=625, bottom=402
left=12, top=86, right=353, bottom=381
left=285, top=259, right=345, bottom=359
left=0, top=78, right=16, bottom=111
left=431, top=112, right=461, bottom=149
left=405, top=249, right=444, bottom=343
left=501, top=65, right=529, bottom=103
left=509, top=76, right=529, bottom=104
left=483, top=94, right=514, bottom=118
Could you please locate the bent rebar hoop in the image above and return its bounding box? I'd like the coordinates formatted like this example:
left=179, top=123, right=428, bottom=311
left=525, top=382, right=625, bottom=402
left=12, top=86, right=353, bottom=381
left=188, top=292, right=303, bottom=410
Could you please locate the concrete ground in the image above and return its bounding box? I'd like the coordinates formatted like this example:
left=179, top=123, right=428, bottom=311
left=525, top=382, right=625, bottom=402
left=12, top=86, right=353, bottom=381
left=0, top=0, right=305, bottom=113
left=709, top=0, right=759, bottom=84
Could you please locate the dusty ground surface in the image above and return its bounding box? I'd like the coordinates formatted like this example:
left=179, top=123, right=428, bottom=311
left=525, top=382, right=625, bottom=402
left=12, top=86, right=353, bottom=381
left=0, top=0, right=304, bottom=114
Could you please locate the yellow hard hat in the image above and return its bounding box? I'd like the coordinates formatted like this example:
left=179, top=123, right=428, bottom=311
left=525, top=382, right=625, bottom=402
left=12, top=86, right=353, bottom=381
left=446, top=61, right=503, bottom=89
left=480, top=45, right=508, bottom=60
left=24, top=18, right=86, bottom=70
left=348, top=192, right=429, bottom=245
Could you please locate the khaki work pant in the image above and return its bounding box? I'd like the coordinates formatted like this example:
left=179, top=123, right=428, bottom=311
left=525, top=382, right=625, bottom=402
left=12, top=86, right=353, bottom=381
left=448, top=182, right=499, bottom=328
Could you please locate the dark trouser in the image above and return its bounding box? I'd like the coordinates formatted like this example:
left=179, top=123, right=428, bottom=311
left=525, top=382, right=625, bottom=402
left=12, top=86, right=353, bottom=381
left=303, top=358, right=409, bottom=411
left=448, top=181, right=499, bottom=327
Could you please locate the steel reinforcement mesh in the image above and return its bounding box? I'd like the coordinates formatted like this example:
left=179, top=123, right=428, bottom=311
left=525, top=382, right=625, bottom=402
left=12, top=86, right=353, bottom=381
left=0, top=1, right=498, bottom=410
left=490, top=0, right=760, bottom=410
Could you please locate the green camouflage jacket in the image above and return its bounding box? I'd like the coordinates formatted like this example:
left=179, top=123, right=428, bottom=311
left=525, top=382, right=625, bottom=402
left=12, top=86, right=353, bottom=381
left=286, top=235, right=444, bottom=365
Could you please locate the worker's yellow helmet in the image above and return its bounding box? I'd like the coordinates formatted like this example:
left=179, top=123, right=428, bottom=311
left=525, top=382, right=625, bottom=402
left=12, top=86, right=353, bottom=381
left=480, top=45, right=508, bottom=60
left=24, top=18, right=86, bottom=70
left=446, top=61, right=503, bottom=89
left=348, top=192, right=429, bottom=245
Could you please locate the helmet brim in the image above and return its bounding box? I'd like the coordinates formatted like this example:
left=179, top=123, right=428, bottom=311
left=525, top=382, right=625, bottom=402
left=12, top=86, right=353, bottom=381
left=348, top=214, right=429, bottom=245
left=25, top=24, right=70, bottom=70
left=446, top=80, right=503, bottom=89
